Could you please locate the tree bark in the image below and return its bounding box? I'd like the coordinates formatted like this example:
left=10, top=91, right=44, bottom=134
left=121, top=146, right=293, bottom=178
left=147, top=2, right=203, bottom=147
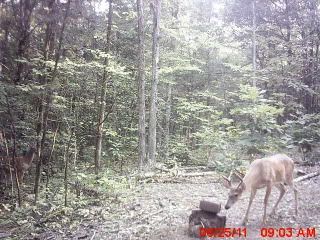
left=45, top=124, right=59, bottom=198
left=137, top=0, right=146, bottom=170
left=163, top=1, right=178, bottom=162
left=34, top=0, right=55, bottom=203
left=252, top=0, right=257, bottom=87
left=64, top=129, right=73, bottom=207
left=12, top=0, right=37, bottom=84
left=94, top=0, right=113, bottom=174
left=0, top=2, right=11, bottom=81
left=5, top=94, right=21, bottom=206
left=34, top=0, right=71, bottom=202
left=164, top=84, right=171, bottom=161
left=148, top=0, right=162, bottom=166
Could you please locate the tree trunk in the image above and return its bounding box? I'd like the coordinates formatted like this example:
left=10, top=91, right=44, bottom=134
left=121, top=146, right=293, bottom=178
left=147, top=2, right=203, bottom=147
left=0, top=3, right=10, bottom=81
left=137, top=0, right=146, bottom=170
left=252, top=0, right=257, bottom=87
left=34, top=0, right=55, bottom=203
left=13, top=0, right=36, bottom=84
left=94, top=0, right=113, bottom=175
left=45, top=124, right=59, bottom=198
left=164, top=84, right=171, bottom=161
left=148, top=0, right=162, bottom=166
left=162, top=1, right=178, bottom=162
left=64, top=129, right=73, bottom=207
left=34, top=0, right=71, bottom=202
left=5, top=94, right=21, bottom=206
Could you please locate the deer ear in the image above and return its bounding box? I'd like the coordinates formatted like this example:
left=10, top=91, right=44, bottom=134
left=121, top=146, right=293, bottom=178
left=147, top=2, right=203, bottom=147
left=221, top=176, right=231, bottom=189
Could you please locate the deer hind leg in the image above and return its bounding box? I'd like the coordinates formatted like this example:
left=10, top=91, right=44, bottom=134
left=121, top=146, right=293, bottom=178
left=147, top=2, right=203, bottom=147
left=19, top=172, right=24, bottom=185
left=286, top=172, right=298, bottom=216
left=270, top=183, right=286, bottom=216
left=15, top=170, right=23, bottom=186
left=241, top=188, right=257, bottom=226
left=263, top=183, right=272, bottom=225
left=293, top=185, right=298, bottom=215
left=288, top=182, right=298, bottom=216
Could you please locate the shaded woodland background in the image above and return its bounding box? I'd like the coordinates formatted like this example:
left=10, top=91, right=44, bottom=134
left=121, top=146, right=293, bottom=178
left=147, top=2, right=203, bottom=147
left=0, top=0, right=320, bottom=215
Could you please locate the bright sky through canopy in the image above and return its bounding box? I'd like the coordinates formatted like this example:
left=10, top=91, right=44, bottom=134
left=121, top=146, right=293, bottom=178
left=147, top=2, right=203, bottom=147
left=94, top=0, right=224, bottom=15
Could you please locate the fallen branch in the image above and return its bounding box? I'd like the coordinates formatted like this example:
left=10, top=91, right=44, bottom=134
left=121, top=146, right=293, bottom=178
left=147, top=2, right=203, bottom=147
left=294, top=171, right=320, bottom=183
left=296, top=161, right=316, bottom=166
left=136, top=171, right=218, bottom=182
left=90, top=230, right=96, bottom=240
left=177, top=171, right=217, bottom=177
left=180, top=166, right=209, bottom=172
left=35, top=209, right=65, bottom=226
left=0, top=232, right=11, bottom=239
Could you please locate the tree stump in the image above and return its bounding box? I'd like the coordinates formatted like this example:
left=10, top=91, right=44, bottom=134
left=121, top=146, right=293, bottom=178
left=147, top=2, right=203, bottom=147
left=199, top=200, right=221, bottom=213
left=188, top=201, right=226, bottom=238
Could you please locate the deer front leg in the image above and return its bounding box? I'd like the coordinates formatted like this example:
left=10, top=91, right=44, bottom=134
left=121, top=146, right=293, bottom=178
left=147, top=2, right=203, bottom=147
left=17, top=170, right=24, bottom=185
left=270, top=183, right=285, bottom=216
left=241, top=188, right=256, bottom=226
left=287, top=177, right=298, bottom=216
left=263, top=184, right=272, bottom=225
left=291, top=184, right=298, bottom=216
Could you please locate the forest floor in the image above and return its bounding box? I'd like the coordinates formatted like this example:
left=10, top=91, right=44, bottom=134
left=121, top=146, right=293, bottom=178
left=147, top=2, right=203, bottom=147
left=73, top=164, right=320, bottom=240
left=1, top=165, right=320, bottom=240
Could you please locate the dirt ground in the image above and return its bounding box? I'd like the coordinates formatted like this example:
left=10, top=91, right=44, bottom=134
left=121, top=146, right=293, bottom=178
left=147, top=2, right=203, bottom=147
left=1, top=165, right=320, bottom=240
left=69, top=165, right=320, bottom=240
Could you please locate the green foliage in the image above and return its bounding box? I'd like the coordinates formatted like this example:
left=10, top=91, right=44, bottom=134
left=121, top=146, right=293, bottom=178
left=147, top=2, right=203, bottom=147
left=284, top=113, right=320, bottom=146
left=75, top=169, right=129, bottom=193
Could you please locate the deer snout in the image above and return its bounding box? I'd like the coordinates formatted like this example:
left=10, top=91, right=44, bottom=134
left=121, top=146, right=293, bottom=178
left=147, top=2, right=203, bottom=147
left=225, top=205, right=230, bottom=210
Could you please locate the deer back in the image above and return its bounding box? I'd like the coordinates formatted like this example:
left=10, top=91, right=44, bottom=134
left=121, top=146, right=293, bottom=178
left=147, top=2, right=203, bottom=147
left=244, top=154, right=294, bottom=189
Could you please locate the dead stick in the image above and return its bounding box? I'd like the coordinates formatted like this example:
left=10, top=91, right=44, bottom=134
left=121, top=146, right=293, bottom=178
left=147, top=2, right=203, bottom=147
left=294, top=171, right=320, bottom=182
left=90, top=230, right=96, bottom=240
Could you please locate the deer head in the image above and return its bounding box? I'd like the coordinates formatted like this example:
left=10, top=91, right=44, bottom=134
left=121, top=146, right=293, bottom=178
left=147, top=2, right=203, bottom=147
left=221, top=171, right=246, bottom=210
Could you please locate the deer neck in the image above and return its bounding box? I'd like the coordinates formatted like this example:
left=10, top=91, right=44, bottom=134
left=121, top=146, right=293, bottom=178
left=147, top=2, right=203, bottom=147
left=243, top=168, right=262, bottom=191
left=24, top=150, right=35, bottom=166
left=242, top=174, right=253, bottom=191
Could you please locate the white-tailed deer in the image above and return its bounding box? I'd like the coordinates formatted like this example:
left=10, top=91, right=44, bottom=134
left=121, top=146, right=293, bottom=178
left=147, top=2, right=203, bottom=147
left=0, top=146, right=36, bottom=184
left=222, top=154, right=298, bottom=225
